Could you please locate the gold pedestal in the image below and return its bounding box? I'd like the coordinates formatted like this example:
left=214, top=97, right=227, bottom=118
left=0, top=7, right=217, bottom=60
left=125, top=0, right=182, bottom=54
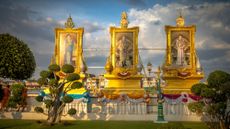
left=102, top=74, right=144, bottom=99
left=163, top=74, right=204, bottom=94
left=162, top=16, right=204, bottom=95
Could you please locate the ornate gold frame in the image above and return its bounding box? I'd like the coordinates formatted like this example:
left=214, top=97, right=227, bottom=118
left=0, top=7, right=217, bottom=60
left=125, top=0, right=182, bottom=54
left=164, top=25, right=196, bottom=73
left=54, top=28, right=84, bottom=73
left=110, top=26, right=139, bottom=76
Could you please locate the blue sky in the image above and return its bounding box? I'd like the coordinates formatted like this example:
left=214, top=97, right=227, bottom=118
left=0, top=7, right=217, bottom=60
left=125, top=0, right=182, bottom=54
left=0, top=0, right=230, bottom=79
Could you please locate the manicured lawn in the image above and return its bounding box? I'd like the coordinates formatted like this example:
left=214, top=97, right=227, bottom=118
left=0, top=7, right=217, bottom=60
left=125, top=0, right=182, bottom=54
left=0, top=119, right=208, bottom=129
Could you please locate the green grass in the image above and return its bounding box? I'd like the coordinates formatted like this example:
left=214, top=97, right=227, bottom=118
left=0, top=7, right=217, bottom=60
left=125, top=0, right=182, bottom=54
left=0, top=119, right=208, bottom=129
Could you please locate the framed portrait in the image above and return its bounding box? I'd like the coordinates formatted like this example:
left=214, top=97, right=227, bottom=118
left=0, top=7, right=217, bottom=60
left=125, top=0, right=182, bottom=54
left=54, top=28, right=84, bottom=68
left=165, top=25, right=196, bottom=69
left=110, top=27, right=139, bottom=70
left=171, top=30, right=190, bottom=66
left=115, top=32, right=133, bottom=68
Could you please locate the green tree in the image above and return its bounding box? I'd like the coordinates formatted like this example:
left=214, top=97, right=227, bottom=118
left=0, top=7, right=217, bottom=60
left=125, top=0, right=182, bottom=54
left=35, top=64, right=83, bottom=125
left=188, top=70, right=230, bottom=129
left=7, top=83, right=26, bottom=111
left=0, top=33, right=36, bottom=80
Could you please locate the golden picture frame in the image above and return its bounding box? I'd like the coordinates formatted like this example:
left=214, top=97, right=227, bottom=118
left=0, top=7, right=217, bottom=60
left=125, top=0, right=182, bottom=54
left=110, top=26, right=139, bottom=72
left=165, top=25, right=196, bottom=70
left=54, top=28, right=84, bottom=73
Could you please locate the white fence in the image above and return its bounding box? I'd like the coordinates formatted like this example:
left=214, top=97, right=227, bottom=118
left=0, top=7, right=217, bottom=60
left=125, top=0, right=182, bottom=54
left=1, top=96, right=201, bottom=121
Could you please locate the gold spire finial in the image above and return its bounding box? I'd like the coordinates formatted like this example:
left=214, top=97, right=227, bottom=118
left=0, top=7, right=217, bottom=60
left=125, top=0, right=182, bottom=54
left=65, top=15, right=75, bottom=28
left=176, top=9, right=185, bottom=27
left=120, top=11, right=129, bottom=28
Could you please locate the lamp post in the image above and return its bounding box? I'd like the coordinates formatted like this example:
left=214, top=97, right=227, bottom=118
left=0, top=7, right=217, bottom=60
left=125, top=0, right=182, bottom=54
left=154, top=66, right=168, bottom=123
left=147, top=62, right=153, bottom=88
left=147, top=62, right=152, bottom=76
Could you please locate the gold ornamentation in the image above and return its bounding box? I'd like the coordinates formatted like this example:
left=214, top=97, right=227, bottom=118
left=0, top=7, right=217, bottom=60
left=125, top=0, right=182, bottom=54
left=112, top=67, right=137, bottom=79
left=80, top=55, right=87, bottom=73
left=103, top=12, right=144, bottom=99
left=120, top=11, right=129, bottom=28
left=162, top=15, right=204, bottom=94
left=105, top=56, right=113, bottom=73
left=176, top=10, right=185, bottom=27
left=54, top=16, right=86, bottom=75
left=65, top=15, right=75, bottom=28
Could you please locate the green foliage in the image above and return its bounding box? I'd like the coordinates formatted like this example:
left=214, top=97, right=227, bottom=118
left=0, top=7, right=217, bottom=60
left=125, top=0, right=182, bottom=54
left=48, top=79, right=58, bottom=86
left=40, top=70, right=51, bottom=78
left=37, top=78, right=48, bottom=86
left=7, top=97, right=18, bottom=108
left=44, top=99, right=53, bottom=107
left=48, top=64, right=60, bottom=72
left=189, top=70, right=230, bottom=129
left=61, top=64, right=74, bottom=73
left=188, top=102, right=204, bottom=115
left=62, top=96, right=73, bottom=103
left=10, top=83, right=24, bottom=98
left=67, top=108, right=77, bottom=115
left=191, top=83, right=207, bottom=96
left=207, top=70, right=230, bottom=89
left=219, top=81, right=230, bottom=94
left=35, top=64, right=82, bottom=124
left=66, top=73, right=80, bottom=82
left=71, top=82, right=83, bottom=89
left=7, top=83, right=26, bottom=108
left=0, top=33, right=36, bottom=80
left=35, top=96, right=43, bottom=102
left=34, top=107, right=44, bottom=113
left=200, top=87, right=216, bottom=98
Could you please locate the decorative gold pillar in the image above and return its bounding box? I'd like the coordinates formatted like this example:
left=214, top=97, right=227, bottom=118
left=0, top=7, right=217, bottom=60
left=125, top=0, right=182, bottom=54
left=162, top=14, right=204, bottom=94
left=102, top=12, right=144, bottom=99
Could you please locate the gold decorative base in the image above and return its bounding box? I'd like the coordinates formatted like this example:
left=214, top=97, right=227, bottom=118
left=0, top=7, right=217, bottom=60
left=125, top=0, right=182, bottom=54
left=102, top=74, right=144, bottom=99
left=163, top=74, right=204, bottom=94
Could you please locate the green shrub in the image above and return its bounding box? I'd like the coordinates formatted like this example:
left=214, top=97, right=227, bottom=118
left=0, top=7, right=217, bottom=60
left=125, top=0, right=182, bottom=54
left=62, top=96, right=73, bottom=103
left=35, top=96, right=44, bottom=102
left=66, top=73, right=80, bottom=81
left=71, top=82, right=83, bottom=89
left=37, top=78, right=48, bottom=85
left=68, top=108, right=77, bottom=115
left=62, top=64, right=74, bottom=73
left=207, top=70, right=230, bottom=89
left=48, top=64, right=60, bottom=72
left=201, top=87, right=215, bottom=98
left=48, top=79, right=58, bottom=86
left=188, top=102, right=204, bottom=114
left=34, top=107, right=44, bottom=113
left=191, top=83, right=207, bottom=96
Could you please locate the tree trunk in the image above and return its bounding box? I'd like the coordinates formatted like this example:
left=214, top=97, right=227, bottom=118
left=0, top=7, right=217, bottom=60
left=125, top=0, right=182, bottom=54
left=47, top=103, right=60, bottom=124
left=220, top=120, right=226, bottom=129
left=46, top=86, right=64, bottom=125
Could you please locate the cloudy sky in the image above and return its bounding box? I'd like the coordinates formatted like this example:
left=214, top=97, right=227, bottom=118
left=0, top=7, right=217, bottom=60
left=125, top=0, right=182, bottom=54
left=0, top=0, right=229, bottom=79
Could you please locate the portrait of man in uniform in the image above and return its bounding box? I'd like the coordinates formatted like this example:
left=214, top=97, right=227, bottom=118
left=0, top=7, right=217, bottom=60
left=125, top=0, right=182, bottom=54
left=60, top=33, right=77, bottom=66
left=115, top=32, right=133, bottom=68
left=171, top=32, right=190, bottom=67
